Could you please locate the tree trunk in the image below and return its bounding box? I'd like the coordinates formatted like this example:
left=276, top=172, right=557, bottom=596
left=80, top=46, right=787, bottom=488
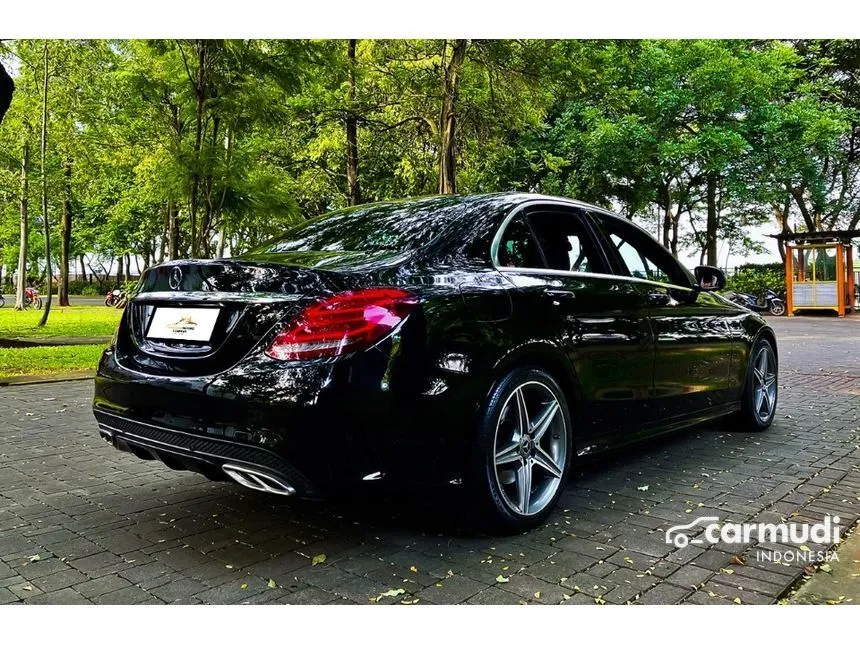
left=658, top=181, right=672, bottom=250
left=216, top=222, right=227, bottom=258
left=705, top=172, right=718, bottom=266
left=14, top=141, right=29, bottom=310
left=38, top=42, right=51, bottom=327
left=189, top=41, right=207, bottom=258
left=168, top=200, right=180, bottom=260
left=59, top=158, right=73, bottom=306
left=115, top=255, right=123, bottom=284
left=79, top=255, right=87, bottom=283
left=438, top=39, right=468, bottom=195
left=345, top=39, right=361, bottom=206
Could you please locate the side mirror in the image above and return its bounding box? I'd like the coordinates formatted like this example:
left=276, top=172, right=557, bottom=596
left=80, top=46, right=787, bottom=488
left=694, top=265, right=726, bottom=291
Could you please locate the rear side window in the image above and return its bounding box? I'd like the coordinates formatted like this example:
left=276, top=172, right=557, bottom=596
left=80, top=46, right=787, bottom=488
left=497, top=216, right=544, bottom=268
left=527, top=211, right=600, bottom=273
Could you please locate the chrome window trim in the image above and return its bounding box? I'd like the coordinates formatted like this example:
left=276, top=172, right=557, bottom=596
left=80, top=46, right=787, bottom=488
left=490, top=199, right=694, bottom=294
left=496, top=265, right=694, bottom=293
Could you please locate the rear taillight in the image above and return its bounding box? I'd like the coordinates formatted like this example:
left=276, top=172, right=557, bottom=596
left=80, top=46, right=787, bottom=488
left=265, top=287, right=418, bottom=361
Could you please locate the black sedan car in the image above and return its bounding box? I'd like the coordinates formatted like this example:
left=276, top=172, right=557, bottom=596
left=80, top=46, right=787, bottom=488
left=93, top=193, right=778, bottom=532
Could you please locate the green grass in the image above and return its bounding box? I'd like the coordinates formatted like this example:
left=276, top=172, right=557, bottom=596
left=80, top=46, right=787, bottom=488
left=0, top=306, right=122, bottom=338
left=0, top=343, right=108, bottom=377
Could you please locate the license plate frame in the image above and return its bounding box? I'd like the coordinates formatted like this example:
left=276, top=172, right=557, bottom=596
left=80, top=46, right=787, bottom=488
left=145, top=307, right=220, bottom=342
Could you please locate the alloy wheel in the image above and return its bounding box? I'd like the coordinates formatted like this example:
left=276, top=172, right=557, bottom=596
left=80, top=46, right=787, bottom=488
left=493, top=381, right=568, bottom=516
left=752, top=345, right=777, bottom=423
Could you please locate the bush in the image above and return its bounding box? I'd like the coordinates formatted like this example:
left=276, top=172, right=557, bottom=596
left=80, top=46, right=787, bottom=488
left=727, top=264, right=786, bottom=298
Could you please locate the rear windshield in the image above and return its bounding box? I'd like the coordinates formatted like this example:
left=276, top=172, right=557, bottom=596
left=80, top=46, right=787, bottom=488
left=253, top=201, right=452, bottom=254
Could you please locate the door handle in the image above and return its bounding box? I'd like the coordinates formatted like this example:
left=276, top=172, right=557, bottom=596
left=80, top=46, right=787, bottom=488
left=545, top=288, right=576, bottom=300
left=648, top=290, right=671, bottom=306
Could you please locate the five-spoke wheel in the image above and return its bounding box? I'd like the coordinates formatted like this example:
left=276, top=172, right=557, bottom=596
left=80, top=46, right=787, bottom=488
left=740, top=337, right=777, bottom=431
left=470, top=367, right=572, bottom=533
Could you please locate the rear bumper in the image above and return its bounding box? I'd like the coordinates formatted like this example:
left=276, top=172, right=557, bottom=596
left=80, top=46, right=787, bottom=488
left=93, top=344, right=485, bottom=494
left=94, top=408, right=321, bottom=498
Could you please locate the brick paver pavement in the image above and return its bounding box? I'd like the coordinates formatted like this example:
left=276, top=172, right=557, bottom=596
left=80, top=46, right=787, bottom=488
left=1, top=316, right=858, bottom=604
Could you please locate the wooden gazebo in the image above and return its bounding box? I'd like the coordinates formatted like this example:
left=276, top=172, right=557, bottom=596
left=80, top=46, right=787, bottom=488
left=769, top=230, right=860, bottom=317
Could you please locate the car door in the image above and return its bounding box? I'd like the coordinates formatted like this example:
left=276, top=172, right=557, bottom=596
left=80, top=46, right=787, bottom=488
left=589, top=212, right=736, bottom=427
left=494, top=204, right=654, bottom=449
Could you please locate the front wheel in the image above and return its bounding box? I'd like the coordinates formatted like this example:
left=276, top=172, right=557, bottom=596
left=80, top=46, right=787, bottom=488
left=468, top=367, right=573, bottom=534
left=769, top=300, right=786, bottom=316
left=739, top=337, right=778, bottom=431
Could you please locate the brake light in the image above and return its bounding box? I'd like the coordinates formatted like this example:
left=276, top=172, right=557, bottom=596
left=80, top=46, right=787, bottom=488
left=265, top=287, right=418, bottom=361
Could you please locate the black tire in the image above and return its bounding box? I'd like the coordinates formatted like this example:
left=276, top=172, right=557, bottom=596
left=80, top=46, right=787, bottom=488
left=738, top=336, right=778, bottom=431
left=0, top=295, right=5, bottom=308
left=769, top=300, right=785, bottom=316
left=467, top=366, right=573, bottom=534
left=34, top=296, right=42, bottom=310
left=105, top=296, right=112, bottom=307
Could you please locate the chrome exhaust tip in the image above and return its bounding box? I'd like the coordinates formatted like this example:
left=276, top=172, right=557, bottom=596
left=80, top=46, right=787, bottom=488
left=222, top=463, right=296, bottom=496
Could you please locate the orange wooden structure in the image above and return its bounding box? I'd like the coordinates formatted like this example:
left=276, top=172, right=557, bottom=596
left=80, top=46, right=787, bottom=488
left=771, top=231, right=859, bottom=317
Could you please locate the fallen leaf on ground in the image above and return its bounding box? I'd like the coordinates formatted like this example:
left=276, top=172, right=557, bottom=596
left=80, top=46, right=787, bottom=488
left=731, top=555, right=747, bottom=566
left=733, top=598, right=742, bottom=604
left=378, top=588, right=406, bottom=599
left=268, top=579, right=277, bottom=589
left=240, top=583, right=248, bottom=589
left=496, top=575, right=510, bottom=583
left=28, top=555, right=40, bottom=562
left=637, top=485, right=649, bottom=491
left=534, top=591, right=541, bottom=599
left=312, top=554, right=327, bottom=566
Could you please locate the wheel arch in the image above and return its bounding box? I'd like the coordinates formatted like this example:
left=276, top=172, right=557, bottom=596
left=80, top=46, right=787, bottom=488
left=487, top=342, right=582, bottom=418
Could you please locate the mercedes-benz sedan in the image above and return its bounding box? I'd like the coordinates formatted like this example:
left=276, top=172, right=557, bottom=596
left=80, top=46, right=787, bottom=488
left=93, top=193, right=778, bottom=532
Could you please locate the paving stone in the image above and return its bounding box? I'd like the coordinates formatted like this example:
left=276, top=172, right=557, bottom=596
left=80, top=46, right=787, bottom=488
left=31, top=568, right=88, bottom=592
left=25, top=588, right=90, bottom=604
left=636, top=582, right=692, bottom=605
left=1, top=318, right=858, bottom=605
left=96, top=585, right=159, bottom=604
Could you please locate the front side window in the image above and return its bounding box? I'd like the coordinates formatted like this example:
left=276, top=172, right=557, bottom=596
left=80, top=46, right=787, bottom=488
left=597, top=215, right=691, bottom=287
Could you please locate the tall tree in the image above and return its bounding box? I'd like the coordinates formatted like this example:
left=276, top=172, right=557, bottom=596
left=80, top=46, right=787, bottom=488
left=37, top=41, right=51, bottom=326
left=14, top=140, right=28, bottom=310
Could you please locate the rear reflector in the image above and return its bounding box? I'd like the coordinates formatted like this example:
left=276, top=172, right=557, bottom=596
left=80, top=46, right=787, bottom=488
left=265, top=287, right=418, bottom=361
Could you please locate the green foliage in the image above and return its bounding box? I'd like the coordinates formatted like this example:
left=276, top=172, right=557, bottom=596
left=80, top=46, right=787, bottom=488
left=0, top=38, right=858, bottom=288
left=727, top=264, right=786, bottom=298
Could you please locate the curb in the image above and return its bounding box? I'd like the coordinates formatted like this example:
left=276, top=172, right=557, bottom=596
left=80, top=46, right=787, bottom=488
left=0, top=336, right=111, bottom=348
left=0, top=370, right=95, bottom=386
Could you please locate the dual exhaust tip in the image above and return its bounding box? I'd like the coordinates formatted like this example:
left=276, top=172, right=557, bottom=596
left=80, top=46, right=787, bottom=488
left=222, top=463, right=296, bottom=496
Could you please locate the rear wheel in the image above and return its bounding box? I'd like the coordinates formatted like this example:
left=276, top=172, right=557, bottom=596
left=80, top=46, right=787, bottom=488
left=769, top=300, right=785, bottom=316
left=739, top=337, right=778, bottom=431
left=468, top=367, right=572, bottom=533
left=33, top=296, right=42, bottom=310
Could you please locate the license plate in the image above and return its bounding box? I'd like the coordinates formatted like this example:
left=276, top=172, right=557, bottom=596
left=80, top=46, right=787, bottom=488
left=146, top=307, right=220, bottom=342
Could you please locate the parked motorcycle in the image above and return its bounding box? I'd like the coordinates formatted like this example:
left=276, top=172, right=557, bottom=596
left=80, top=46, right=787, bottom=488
left=23, top=286, right=42, bottom=310
left=0, top=290, right=5, bottom=308
left=728, top=288, right=785, bottom=316
left=105, top=288, right=127, bottom=309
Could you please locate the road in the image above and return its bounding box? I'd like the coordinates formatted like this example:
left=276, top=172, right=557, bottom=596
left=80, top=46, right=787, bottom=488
left=0, top=316, right=858, bottom=604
